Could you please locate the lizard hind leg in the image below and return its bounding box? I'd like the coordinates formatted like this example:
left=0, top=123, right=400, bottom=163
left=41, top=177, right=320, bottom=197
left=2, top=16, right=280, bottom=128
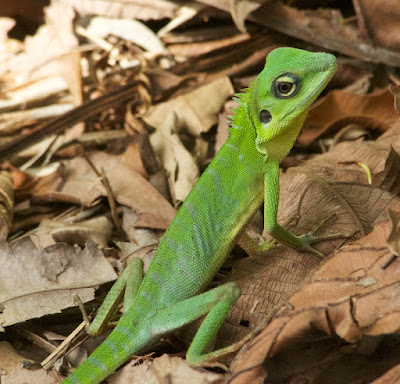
left=149, top=281, right=242, bottom=367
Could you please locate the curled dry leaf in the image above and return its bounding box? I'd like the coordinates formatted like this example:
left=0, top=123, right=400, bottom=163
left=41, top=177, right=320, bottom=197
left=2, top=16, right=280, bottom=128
left=389, top=84, right=400, bottom=115
left=386, top=208, right=400, bottom=256
left=84, top=16, right=166, bottom=54
left=150, top=112, right=199, bottom=204
left=0, top=172, right=14, bottom=237
left=145, top=77, right=234, bottom=203
left=218, top=138, right=400, bottom=347
left=0, top=238, right=117, bottom=330
left=299, top=89, right=398, bottom=147
left=229, top=0, right=262, bottom=33
left=228, top=210, right=400, bottom=384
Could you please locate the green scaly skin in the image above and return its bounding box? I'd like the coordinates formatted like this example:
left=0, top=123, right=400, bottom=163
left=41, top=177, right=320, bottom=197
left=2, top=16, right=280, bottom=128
left=61, top=48, right=337, bottom=383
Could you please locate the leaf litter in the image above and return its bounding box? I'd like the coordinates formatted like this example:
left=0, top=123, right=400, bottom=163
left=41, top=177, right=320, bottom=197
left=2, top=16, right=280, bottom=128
left=1, top=0, right=400, bottom=383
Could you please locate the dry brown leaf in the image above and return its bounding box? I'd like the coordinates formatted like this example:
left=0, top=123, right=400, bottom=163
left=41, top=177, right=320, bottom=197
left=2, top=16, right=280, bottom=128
left=299, top=89, right=398, bottom=147
left=0, top=238, right=117, bottom=330
left=46, top=152, right=176, bottom=229
left=357, top=0, right=400, bottom=51
left=228, top=208, right=400, bottom=384
left=110, top=354, right=223, bottom=384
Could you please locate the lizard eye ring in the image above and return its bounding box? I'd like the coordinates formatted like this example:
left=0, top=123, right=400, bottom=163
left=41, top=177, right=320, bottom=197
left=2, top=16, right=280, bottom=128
left=272, top=73, right=301, bottom=99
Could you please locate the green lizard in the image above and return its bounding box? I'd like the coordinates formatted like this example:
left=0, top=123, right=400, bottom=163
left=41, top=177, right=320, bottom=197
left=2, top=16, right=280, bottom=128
left=61, top=47, right=337, bottom=383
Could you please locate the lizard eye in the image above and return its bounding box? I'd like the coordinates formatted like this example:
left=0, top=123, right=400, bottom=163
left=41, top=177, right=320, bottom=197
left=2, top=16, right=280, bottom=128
left=259, top=109, right=272, bottom=124
left=272, top=73, right=301, bottom=99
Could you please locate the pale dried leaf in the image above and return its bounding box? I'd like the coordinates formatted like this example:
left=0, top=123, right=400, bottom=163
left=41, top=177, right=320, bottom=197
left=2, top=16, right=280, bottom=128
left=121, top=209, right=161, bottom=245
left=69, top=0, right=180, bottom=21
left=150, top=112, right=199, bottom=203
left=111, top=354, right=223, bottom=384
left=31, top=216, right=112, bottom=249
left=144, top=77, right=234, bottom=137
left=0, top=238, right=117, bottom=330
left=387, top=208, right=400, bottom=256
left=389, top=84, right=400, bottom=115
left=85, top=16, right=166, bottom=53
left=0, top=77, right=69, bottom=113
left=229, top=0, right=261, bottom=33
left=158, top=3, right=205, bottom=37
left=2, top=0, right=78, bottom=87
left=0, top=104, right=73, bottom=134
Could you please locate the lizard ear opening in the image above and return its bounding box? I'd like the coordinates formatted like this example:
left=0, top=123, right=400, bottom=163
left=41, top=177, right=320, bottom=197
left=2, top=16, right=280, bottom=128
left=259, top=109, right=272, bottom=124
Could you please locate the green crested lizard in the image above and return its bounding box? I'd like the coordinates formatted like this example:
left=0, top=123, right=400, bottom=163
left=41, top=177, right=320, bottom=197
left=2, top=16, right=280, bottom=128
left=61, top=47, right=337, bottom=383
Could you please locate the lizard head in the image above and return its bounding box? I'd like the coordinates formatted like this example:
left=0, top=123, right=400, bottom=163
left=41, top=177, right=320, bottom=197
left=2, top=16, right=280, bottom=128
left=247, top=47, right=337, bottom=162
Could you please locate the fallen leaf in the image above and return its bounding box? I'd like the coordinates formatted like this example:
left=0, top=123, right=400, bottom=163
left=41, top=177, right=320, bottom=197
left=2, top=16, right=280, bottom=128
left=357, top=0, right=400, bottom=50
left=299, top=89, right=398, bottom=147
left=69, top=0, right=180, bottom=21
left=0, top=238, right=117, bottom=330
left=144, top=76, right=234, bottom=137
left=150, top=112, right=199, bottom=204
left=390, top=84, right=400, bottom=114
left=49, top=152, right=176, bottom=229
left=31, top=216, right=112, bottom=249
left=229, top=0, right=261, bottom=33
left=84, top=16, right=166, bottom=54
left=387, top=208, right=400, bottom=256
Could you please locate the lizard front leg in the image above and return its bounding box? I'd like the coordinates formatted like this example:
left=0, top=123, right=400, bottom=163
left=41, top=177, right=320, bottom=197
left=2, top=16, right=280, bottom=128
left=263, top=161, right=342, bottom=257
